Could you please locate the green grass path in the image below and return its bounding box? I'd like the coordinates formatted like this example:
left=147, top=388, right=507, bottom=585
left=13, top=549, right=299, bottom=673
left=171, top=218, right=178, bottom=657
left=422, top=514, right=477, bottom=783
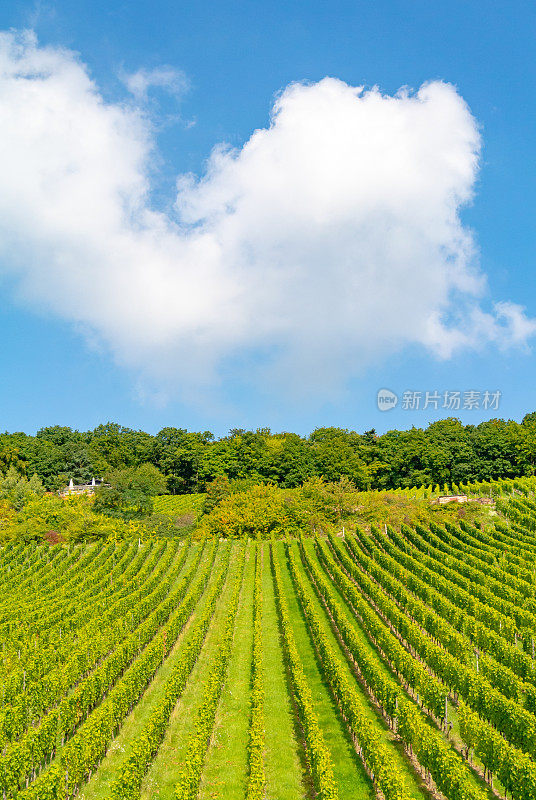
left=198, top=542, right=255, bottom=799
left=275, top=541, right=373, bottom=800
left=262, top=544, right=305, bottom=800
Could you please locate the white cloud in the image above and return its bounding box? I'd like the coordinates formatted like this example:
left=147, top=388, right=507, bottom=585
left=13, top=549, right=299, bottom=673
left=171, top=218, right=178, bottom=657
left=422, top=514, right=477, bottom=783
left=122, top=65, right=189, bottom=102
left=0, top=30, right=533, bottom=402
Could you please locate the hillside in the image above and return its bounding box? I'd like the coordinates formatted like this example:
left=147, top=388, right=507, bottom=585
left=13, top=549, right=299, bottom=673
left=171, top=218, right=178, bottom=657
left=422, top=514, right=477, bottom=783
left=1, top=476, right=536, bottom=799
left=0, top=471, right=531, bottom=544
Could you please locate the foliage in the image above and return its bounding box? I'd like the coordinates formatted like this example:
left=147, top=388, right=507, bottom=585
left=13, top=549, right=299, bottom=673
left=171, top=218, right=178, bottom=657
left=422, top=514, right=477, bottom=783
left=1, top=415, right=536, bottom=494
left=94, top=463, right=167, bottom=520
left=201, top=475, right=259, bottom=514
left=199, top=478, right=496, bottom=540
left=0, top=493, right=152, bottom=544
left=12, top=542, right=211, bottom=800
left=199, top=480, right=357, bottom=539
left=0, top=467, right=44, bottom=510
left=287, top=543, right=411, bottom=800
left=202, top=484, right=299, bottom=539
left=0, top=469, right=532, bottom=546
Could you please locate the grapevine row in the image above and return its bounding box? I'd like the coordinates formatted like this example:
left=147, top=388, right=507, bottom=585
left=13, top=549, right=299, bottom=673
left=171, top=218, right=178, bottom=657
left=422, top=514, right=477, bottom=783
left=173, top=543, right=247, bottom=800
left=16, top=539, right=216, bottom=800
left=271, top=542, right=338, bottom=800
left=109, top=542, right=233, bottom=799
left=330, top=534, right=536, bottom=761
left=297, top=541, right=487, bottom=800
left=245, top=545, right=266, bottom=800
left=0, top=540, right=206, bottom=794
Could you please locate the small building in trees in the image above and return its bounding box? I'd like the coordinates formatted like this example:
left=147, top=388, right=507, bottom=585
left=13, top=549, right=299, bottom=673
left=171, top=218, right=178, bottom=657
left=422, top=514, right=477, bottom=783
left=59, top=477, right=107, bottom=497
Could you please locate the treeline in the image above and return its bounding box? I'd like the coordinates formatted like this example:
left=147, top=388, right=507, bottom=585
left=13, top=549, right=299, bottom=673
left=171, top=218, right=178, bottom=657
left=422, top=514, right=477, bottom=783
left=1, top=414, right=536, bottom=493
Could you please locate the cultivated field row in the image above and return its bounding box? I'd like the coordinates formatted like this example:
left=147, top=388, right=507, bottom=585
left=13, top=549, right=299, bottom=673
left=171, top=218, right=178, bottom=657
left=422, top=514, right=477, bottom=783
left=2, top=520, right=536, bottom=800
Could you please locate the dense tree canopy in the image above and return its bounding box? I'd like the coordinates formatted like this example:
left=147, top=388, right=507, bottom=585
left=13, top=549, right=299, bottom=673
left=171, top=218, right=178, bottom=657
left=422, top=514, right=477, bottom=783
left=1, top=414, right=536, bottom=492
left=93, top=463, right=168, bottom=520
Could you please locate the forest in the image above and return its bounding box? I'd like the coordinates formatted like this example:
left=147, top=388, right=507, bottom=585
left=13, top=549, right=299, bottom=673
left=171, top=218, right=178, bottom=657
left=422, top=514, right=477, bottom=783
left=0, top=413, right=536, bottom=492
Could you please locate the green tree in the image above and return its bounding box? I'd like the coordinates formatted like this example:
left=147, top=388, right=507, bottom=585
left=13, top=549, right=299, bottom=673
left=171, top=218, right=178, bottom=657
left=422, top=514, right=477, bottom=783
left=94, top=463, right=167, bottom=520
left=0, top=467, right=44, bottom=510
left=203, top=484, right=301, bottom=539
left=309, top=427, right=369, bottom=488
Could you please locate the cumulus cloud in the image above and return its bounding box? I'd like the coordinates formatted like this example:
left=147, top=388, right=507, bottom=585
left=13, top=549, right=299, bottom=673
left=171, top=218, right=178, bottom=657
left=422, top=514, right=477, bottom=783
left=0, top=30, right=533, bottom=401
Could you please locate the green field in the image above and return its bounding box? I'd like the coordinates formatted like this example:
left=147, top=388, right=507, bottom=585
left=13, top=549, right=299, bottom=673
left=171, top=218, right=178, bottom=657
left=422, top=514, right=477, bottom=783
left=2, top=486, right=536, bottom=800
left=152, top=493, right=206, bottom=518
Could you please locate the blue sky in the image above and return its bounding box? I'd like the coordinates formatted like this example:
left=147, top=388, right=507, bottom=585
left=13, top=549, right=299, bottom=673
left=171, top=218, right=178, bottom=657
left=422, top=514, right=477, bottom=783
left=0, top=0, right=535, bottom=436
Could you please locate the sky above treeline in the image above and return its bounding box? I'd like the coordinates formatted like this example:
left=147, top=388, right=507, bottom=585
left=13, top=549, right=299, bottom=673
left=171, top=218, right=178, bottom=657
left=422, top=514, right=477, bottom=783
left=0, top=0, right=534, bottom=437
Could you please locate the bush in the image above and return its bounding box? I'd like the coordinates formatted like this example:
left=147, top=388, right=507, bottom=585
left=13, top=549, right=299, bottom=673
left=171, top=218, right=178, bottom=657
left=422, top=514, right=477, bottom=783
left=202, top=484, right=301, bottom=539
left=0, top=467, right=44, bottom=510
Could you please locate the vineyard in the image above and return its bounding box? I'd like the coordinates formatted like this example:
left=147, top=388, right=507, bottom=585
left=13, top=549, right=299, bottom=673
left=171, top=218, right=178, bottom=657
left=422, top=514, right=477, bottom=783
left=3, top=485, right=536, bottom=800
